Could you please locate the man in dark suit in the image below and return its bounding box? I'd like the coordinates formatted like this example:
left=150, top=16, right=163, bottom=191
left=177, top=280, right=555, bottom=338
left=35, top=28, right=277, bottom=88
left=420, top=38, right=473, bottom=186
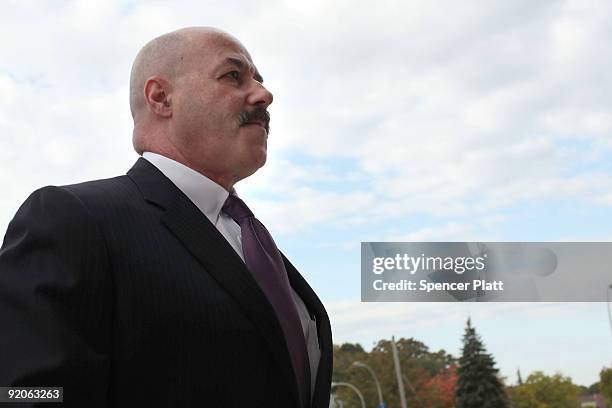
left=0, top=27, right=332, bottom=407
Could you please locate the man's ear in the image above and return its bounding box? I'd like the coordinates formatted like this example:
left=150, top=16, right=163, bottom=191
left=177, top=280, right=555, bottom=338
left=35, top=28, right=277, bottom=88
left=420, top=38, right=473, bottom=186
left=143, top=76, right=173, bottom=118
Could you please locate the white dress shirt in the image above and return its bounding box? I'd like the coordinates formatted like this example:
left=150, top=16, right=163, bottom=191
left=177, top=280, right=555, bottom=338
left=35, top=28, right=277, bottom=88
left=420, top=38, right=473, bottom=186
left=142, top=152, right=320, bottom=397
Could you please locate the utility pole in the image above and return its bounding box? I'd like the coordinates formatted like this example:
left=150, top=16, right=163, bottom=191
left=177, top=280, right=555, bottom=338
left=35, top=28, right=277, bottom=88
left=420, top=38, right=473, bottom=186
left=391, top=336, right=408, bottom=408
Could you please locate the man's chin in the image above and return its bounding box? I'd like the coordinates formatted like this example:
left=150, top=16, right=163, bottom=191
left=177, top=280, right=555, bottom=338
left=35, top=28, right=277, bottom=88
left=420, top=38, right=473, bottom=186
left=253, top=152, right=267, bottom=171
left=239, top=152, right=267, bottom=180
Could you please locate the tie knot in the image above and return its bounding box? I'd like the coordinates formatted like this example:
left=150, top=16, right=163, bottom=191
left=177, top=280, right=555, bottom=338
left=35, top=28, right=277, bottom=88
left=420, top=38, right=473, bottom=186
left=222, top=194, right=254, bottom=224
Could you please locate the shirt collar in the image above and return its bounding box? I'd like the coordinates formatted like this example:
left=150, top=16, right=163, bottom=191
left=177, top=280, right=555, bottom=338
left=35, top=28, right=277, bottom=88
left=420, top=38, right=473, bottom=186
left=142, top=151, right=229, bottom=225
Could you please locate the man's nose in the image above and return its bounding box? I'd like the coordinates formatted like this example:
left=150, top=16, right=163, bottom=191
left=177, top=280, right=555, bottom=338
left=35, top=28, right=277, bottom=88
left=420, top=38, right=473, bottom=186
left=247, top=81, right=273, bottom=108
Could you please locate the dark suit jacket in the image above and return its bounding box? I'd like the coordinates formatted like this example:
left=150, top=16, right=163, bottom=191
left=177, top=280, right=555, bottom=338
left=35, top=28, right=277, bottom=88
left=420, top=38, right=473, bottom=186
left=0, top=158, right=332, bottom=407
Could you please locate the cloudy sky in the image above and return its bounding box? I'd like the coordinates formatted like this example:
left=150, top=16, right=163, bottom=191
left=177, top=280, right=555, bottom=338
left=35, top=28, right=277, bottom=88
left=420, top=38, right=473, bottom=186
left=1, top=0, right=611, bottom=386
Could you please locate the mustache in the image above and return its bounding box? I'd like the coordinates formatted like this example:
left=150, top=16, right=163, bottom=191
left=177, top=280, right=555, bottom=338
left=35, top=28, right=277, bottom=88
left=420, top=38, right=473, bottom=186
left=239, top=108, right=270, bottom=134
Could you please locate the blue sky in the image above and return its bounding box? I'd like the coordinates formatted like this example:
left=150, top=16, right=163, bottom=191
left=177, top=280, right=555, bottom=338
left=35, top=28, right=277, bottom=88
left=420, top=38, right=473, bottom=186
left=1, top=0, right=611, bottom=386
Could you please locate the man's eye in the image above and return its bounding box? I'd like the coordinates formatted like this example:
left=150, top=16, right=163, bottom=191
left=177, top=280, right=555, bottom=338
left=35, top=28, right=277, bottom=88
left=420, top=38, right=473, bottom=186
left=226, top=71, right=240, bottom=80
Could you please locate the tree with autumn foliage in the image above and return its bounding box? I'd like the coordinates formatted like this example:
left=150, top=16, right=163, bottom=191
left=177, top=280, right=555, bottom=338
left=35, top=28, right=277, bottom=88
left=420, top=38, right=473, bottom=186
left=332, top=338, right=456, bottom=408
left=509, top=371, right=581, bottom=408
left=456, top=318, right=509, bottom=408
left=416, top=364, right=458, bottom=408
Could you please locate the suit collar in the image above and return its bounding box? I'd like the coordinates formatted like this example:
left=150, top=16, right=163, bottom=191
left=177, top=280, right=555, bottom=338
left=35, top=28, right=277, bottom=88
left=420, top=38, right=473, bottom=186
left=127, top=158, right=308, bottom=407
left=141, top=152, right=229, bottom=226
left=127, top=157, right=181, bottom=210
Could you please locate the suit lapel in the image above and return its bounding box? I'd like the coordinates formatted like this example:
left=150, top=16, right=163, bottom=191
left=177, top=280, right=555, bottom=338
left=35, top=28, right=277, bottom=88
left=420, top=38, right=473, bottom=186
left=282, top=254, right=333, bottom=408
left=127, top=158, right=302, bottom=407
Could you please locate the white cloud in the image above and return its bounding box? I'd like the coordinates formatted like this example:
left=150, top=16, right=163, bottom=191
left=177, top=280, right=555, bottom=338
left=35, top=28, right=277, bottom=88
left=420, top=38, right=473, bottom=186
left=327, top=300, right=602, bottom=346
left=390, top=222, right=474, bottom=241
left=1, top=0, right=611, bottom=238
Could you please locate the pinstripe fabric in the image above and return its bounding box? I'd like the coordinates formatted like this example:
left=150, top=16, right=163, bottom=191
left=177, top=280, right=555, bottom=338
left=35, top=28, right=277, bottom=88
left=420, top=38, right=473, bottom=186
left=0, top=158, right=332, bottom=407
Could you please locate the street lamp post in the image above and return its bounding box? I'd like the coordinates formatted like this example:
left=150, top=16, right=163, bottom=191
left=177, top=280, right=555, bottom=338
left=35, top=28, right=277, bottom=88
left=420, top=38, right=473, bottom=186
left=352, top=361, right=384, bottom=407
left=331, top=382, right=366, bottom=408
left=329, top=393, right=344, bottom=408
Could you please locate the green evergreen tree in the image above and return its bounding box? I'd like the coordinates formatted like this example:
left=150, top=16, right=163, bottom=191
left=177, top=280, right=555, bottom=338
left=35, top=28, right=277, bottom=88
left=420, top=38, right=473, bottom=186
left=456, top=318, right=509, bottom=408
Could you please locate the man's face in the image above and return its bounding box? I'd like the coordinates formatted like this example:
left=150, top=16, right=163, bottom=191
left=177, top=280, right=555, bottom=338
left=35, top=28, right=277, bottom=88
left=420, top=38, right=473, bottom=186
left=170, top=34, right=273, bottom=185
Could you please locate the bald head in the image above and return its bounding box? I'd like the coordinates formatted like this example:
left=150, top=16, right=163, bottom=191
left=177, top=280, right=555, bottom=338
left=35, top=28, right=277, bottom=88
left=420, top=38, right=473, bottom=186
left=129, top=27, right=243, bottom=120
left=128, top=26, right=273, bottom=190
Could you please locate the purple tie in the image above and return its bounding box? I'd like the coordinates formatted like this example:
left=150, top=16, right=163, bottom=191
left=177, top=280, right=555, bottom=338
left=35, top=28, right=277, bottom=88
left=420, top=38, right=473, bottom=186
left=222, top=194, right=310, bottom=408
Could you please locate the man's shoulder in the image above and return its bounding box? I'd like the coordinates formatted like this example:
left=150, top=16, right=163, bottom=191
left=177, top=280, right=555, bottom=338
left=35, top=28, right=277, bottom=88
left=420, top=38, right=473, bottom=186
left=19, top=173, right=142, bottom=222
left=59, top=173, right=147, bottom=215
left=61, top=174, right=132, bottom=197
